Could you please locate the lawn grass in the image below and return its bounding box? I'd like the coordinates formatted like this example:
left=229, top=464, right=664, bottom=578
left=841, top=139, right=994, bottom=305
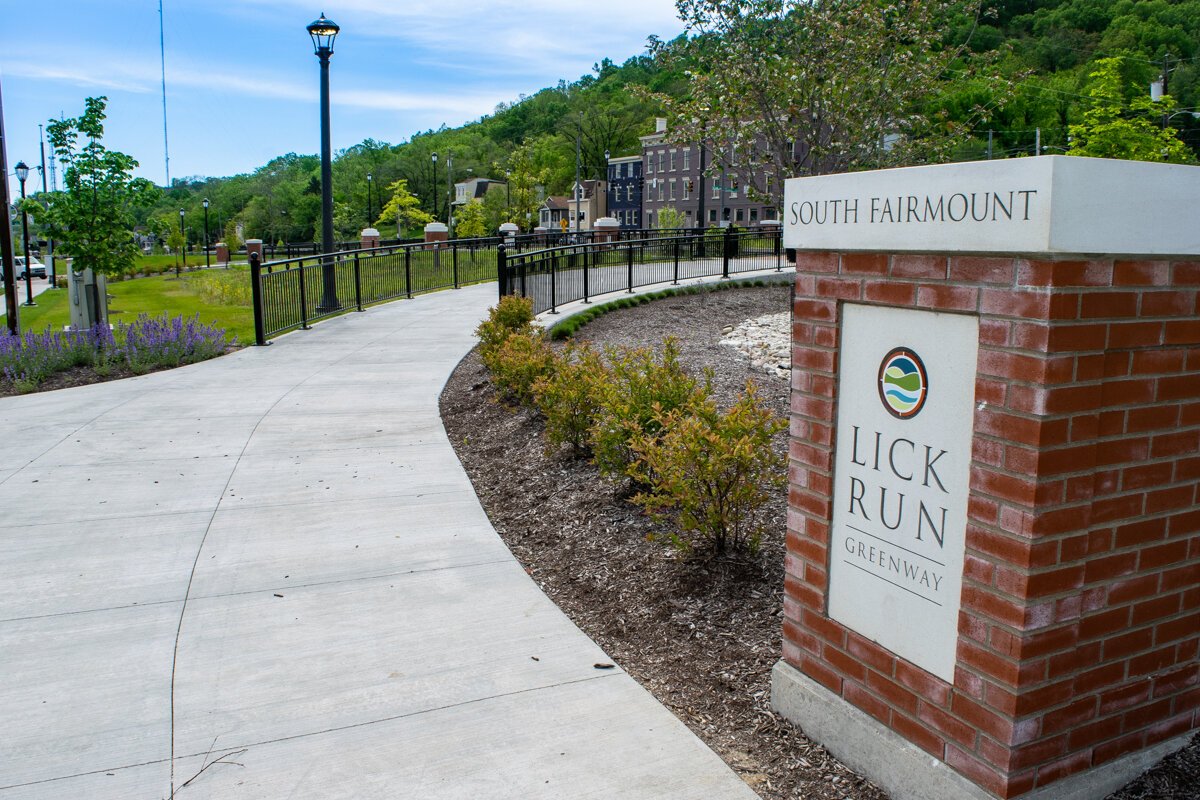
left=14, top=273, right=255, bottom=344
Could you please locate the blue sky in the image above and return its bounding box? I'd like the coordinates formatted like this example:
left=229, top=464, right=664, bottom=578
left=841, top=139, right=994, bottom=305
left=3, top=0, right=685, bottom=198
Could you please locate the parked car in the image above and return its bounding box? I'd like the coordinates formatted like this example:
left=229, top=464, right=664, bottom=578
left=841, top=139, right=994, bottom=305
left=14, top=256, right=47, bottom=279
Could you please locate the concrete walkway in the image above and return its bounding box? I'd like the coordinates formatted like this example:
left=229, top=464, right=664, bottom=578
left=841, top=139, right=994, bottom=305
left=0, top=283, right=760, bottom=799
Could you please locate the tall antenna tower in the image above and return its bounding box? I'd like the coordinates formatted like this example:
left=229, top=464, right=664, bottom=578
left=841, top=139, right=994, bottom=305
left=159, top=0, right=171, bottom=186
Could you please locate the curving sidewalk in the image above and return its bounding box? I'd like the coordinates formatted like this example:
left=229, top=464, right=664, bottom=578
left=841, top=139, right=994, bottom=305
left=0, top=283, right=760, bottom=799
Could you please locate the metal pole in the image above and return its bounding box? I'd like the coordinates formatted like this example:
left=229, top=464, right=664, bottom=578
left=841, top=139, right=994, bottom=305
left=366, top=172, right=373, bottom=226
left=250, top=251, right=267, bottom=345
left=446, top=150, right=453, bottom=234
left=697, top=128, right=707, bottom=230
left=19, top=174, right=34, bottom=306
left=203, top=201, right=210, bottom=269
left=0, top=77, right=19, bottom=333
left=39, top=124, right=55, bottom=289
left=987, top=129, right=994, bottom=160
left=497, top=243, right=507, bottom=300
left=179, top=209, right=187, bottom=273
left=574, top=114, right=582, bottom=237
left=317, top=48, right=339, bottom=311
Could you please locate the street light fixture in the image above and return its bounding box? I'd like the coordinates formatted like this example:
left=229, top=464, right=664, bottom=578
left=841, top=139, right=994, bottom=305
left=202, top=198, right=211, bottom=269
left=14, top=160, right=34, bottom=306
left=308, top=11, right=341, bottom=311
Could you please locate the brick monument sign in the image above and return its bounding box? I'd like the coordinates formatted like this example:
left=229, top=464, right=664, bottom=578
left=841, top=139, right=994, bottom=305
left=773, top=156, right=1198, bottom=800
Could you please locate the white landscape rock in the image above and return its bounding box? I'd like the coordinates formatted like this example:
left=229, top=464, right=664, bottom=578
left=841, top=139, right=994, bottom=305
left=719, top=312, right=791, bottom=380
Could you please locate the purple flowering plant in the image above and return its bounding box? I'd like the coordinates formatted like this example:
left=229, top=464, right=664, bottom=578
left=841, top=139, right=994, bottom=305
left=0, top=314, right=232, bottom=393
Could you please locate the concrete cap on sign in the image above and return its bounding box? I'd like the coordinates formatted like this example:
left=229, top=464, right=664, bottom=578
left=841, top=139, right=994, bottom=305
left=783, top=156, right=1200, bottom=258
left=593, top=217, right=620, bottom=230
left=361, top=228, right=380, bottom=237
left=245, top=239, right=263, bottom=245
left=498, top=222, right=520, bottom=234
left=424, top=222, right=448, bottom=233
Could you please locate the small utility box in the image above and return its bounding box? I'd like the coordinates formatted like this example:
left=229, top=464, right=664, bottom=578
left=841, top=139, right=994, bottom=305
left=67, top=268, right=108, bottom=331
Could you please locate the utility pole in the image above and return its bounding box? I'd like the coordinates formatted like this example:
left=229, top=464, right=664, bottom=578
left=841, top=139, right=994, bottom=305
left=1035, top=127, right=1041, bottom=155
left=159, top=0, right=171, bottom=186
left=987, top=129, right=994, bottom=160
left=446, top=149, right=454, bottom=234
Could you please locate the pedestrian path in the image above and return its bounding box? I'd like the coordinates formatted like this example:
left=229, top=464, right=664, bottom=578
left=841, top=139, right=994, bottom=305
left=0, top=282, right=761, bottom=799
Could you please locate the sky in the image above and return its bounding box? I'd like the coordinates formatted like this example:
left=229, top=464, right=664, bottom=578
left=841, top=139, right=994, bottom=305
left=2, top=0, right=686, bottom=199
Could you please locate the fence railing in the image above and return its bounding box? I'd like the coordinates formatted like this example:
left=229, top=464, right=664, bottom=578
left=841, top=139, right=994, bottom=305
left=250, top=238, right=501, bottom=344
left=249, top=227, right=783, bottom=345
left=498, top=227, right=783, bottom=315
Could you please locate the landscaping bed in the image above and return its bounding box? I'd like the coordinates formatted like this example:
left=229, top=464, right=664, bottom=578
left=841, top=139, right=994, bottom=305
left=439, top=284, right=1197, bottom=800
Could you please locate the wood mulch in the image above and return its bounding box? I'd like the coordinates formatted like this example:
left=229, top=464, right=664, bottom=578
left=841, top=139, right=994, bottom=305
left=438, top=284, right=1197, bottom=800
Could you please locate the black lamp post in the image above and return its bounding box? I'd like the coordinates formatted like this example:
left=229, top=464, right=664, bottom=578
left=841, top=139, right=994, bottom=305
left=308, top=12, right=341, bottom=311
left=179, top=208, right=187, bottom=272
left=430, top=152, right=438, bottom=220
left=505, top=169, right=511, bottom=211
left=366, top=172, right=373, bottom=227
left=14, top=161, right=34, bottom=306
left=202, top=198, right=211, bottom=269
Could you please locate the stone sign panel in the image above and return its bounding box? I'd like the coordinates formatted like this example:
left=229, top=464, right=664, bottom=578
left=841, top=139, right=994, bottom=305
left=828, top=304, right=978, bottom=682
left=783, top=155, right=1200, bottom=256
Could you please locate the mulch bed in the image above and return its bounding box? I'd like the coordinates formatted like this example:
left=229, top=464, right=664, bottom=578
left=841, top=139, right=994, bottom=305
left=439, top=284, right=1197, bottom=800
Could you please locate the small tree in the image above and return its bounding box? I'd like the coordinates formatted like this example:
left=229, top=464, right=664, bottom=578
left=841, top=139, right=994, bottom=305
left=455, top=199, right=487, bottom=238
left=377, top=178, right=434, bottom=237
left=1068, top=58, right=1194, bottom=164
left=223, top=219, right=242, bottom=265
left=40, top=97, right=159, bottom=277
left=165, top=227, right=185, bottom=276
left=656, top=206, right=687, bottom=231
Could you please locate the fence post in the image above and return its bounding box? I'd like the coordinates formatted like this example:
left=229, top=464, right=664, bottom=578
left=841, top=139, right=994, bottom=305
left=497, top=244, right=507, bottom=300
left=519, top=252, right=527, bottom=298
left=405, top=247, right=413, bottom=299
left=550, top=250, right=558, bottom=314
left=453, top=240, right=460, bottom=289
left=583, top=245, right=590, bottom=304
left=722, top=226, right=732, bottom=279
left=297, top=261, right=310, bottom=330
left=250, top=252, right=269, bottom=346
left=774, top=227, right=782, bottom=271
left=627, top=239, right=634, bottom=293
left=353, top=251, right=364, bottom=311
left=672, top=236, right=680, bottom=285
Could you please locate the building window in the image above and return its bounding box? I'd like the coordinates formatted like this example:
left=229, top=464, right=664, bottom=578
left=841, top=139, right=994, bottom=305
left=708, top=209, right=717, bottom=223
left=620, top=163, right=627, bottom=178
left=750, top=207, right=758, bottom=222
left=658, top=152, right=664, bottom=173
left=712, top=183, right=720, bottom=200
left=764, top=207, right=776, bottom=220
left=736, top=208, right=744, bottom=222
left=669, top=180, right=676, bottom=201
left=658, top=182, right=664, bottom=201
left=670, top=150, right=677, bottom=171
left=683, top=148, right=691, bottom=171
left=646, top=156, right=653, bottom=175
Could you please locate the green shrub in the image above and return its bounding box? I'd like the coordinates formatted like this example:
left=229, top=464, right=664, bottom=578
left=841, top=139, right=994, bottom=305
left=476, top=295, right=538, bottom=365
left=590, top=337, right=709, bottom=480
left=489, top=331, right=556, bottom=404
left=630, top=382, right=786, bottom=555
left=534, top=342, right=608, bottom=454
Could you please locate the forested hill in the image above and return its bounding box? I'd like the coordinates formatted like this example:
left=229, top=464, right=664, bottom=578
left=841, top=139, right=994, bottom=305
left=139, top=0, right=1200, bottom=244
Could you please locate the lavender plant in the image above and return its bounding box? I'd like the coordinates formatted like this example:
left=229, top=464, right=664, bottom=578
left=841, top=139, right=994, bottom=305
left=0, top=315, right=230, bottom=393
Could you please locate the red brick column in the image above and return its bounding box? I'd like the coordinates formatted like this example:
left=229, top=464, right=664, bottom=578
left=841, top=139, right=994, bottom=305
left=785, top=252, right=1199, bottom=798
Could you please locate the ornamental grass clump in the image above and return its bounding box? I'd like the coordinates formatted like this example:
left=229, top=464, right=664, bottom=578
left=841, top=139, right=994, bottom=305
left=533, top=342, right=608, bottom=453
left=589, top=337, right=710, bottom=481
left=630, top=382, right=786, bottom=555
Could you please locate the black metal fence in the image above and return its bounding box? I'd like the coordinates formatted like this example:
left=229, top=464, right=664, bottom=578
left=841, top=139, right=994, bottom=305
left=249, top=227, right=783, bottom=345
left=499, top=227, right=783, bottom=315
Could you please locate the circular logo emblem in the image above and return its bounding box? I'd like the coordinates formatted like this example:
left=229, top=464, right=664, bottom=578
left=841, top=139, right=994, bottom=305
left=878, top=347, right=928, bottom=419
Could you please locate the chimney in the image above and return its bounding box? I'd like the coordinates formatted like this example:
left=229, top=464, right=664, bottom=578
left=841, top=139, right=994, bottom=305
left=656, top=117, right=667, bottom=133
